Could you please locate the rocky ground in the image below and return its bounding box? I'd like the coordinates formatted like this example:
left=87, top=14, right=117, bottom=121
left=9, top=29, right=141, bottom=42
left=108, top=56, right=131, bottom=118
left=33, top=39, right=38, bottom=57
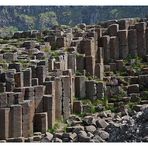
left=37, top=105, right=148, bottom=143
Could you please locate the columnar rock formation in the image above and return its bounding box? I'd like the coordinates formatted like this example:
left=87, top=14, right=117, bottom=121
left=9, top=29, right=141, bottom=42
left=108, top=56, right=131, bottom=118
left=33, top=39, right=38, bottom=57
left=0, top=18, right=148, bottom=142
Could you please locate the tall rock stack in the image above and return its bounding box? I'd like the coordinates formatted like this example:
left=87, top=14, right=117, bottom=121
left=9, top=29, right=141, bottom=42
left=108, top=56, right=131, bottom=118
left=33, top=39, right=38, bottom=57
left=61, top=76, right=72, bottom=119
left=118, top=30, right=128, bottom=59
left=85, top=80, right=96, bottom=100
left=36, top=66, right=46, bottom=85
left=21, top=100, right=34, bottom=138
left=135, top=22, right=146, bottom=57
left=95, top=47, right=104, bottom=80
left=23, top=68, right=32, bottom=87
left=128, top=29, right=137, bottom=56
left=34, top=85, right=44, bottom=113
left=14, top=72, right=24, bottom=87
left=34, top=112, right=48, bottom=133
left=101, top=35, right=110, bottom=64
left=145, top=28, right=148, bottom=54
left=54, top=77, right=62, bottom=120
left=85, top=56, right=95, bottom=77
left=78, top=38, right=96, bottom=77
left=75, top=76, right=86, bottom=99
left=9, top=105, right=22, bottom=138
left=0, top=108, right=10, bottom=140
left=44, top=81, right=55, bottom=128
left=67, top=53, right=76, bottom=74
left=110, top=36, right=119, bottom=60
left=43, top=95, right=55, bottom=128
left=76, top=54, right=85, bottom=73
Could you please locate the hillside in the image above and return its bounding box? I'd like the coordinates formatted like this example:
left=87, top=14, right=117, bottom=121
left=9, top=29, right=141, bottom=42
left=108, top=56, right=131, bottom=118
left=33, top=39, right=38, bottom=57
left=0, top=6, right=148, bottom=35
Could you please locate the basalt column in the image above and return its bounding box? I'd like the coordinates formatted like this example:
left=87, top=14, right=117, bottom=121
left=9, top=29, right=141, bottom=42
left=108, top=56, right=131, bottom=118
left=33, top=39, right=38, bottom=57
left=118, top=30, right=128, bottom=59
left=9, top=105, right=22, bottom=138
left=61, top=76, right=72, bottom=119
left=101, top=35, right=110, bottom=64
left=55, top=77, right=62, bottom=120
left=110, top=36, right=119, bottom=60
left=128, top=29, right=137, bottom=56
left=136, top=22, right=146, bottom=57
left=0, top=108, right=10, bottom=140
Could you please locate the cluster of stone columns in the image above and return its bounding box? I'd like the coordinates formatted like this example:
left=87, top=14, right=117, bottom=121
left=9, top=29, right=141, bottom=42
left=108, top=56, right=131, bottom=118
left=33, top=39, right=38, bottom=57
left=99, top=19, right=148, bottom=63
left=1, top=18, right=148, bottom=141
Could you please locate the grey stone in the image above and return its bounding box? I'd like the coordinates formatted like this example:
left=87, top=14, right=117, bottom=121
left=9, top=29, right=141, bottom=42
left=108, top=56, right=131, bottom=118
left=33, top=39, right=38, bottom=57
left=43, top=95, right=55, bottom=128
left=93, top=135, right=105, bottom=142
left=34, top=113, right=48, bottom=134
left=128, top=29, right=137, bottom=55
left=0, top=108, right=10, bottom=140
left=76, top=54, right=85, bottom=73
left=66, top=115, right=81, bottom=126
left=55, top=77, right=62, bottom=120
left=75, top=76, right=86, bottom=99
left=85, top=56, right=95, bottom=76
left=110, top=36, right=119, bottom=60
left=96, top=119, right=109, bottom=129
left=85, top=125, right=96, bottom=133
left=53, top=137, right=62, bottom=142
left=73, top=101, right=83, bottom=114
left=94, top=130, right=109, bottom=140
left=33, top=135, right=42, bottom=142
left=7, top=137, right=25, bottom=142
left=78, top=130, right=91, bottom=142
left=108, top=24, right=119, bottom=36
left=0, top=140, right=6, bottom=143
left=73, top=126, right=85, bottom=134
left=82, top=116, right=96, bottom=126
left=85, top=80, right=96, bottom=100
left=40, top=132, right=53, bottom=142
left=9, top=105, right=22, bottom=138
left=127, top=84, right=139, bottom=94
left=61, top=76, right=72, bottom=120
left=101, top=35, right=110, bottom=64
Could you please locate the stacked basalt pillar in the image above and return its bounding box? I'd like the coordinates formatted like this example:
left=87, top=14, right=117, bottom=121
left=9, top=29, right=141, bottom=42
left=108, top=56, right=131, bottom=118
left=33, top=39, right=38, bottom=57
left=61, top=76, right=72, bottom=119
left=128, top=29, right=137, bottom=56
left=101, top=35, right=110, bottom=64
left=118, top=30, right=128, bottom=59
left=95, top=47, right=104, bottom=80
left=135, top=22, right=146, bottom=57
left=110, top=36, right=119, bottom=60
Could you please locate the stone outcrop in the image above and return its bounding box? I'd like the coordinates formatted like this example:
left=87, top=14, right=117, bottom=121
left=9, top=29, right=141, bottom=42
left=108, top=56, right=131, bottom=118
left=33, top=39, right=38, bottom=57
left=0, top=17, right=148, bottom=142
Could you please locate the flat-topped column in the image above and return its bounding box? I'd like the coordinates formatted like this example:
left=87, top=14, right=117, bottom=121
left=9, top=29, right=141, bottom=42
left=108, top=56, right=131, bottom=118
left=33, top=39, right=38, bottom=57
left=9, top=105, right=22, bottom=138
left=136, top=22, right=146, bottom=57
left=118, top=30, right=128, bottom=59
left=0, top=108, right=10, bottom=140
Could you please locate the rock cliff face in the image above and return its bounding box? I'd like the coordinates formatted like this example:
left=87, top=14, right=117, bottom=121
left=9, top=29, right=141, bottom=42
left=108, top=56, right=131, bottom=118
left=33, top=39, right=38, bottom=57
left=0, top=17, right=148, bottom=142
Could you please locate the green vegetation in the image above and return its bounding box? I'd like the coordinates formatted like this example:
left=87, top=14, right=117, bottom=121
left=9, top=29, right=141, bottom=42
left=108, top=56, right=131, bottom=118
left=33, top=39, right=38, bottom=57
left=48, top=119, right=67, bottom=134
left=126, top=102, right=138, bottom=111
left=75, top=70, right=83, bottom=76
left=48, top=122, right=60, bottom=134
left=0, top=26, right=18, bottom=38
left=124, top=55, right=143, bottom=73
left=42, top=47, right=50, bottom=53
left=49, top=51, right=60, bottom=58
left=38, top=11, right=58, bottom=30
left=0, top=6, right=148, bottom=32
left=18, top=60, right=31, bottom=69
left=0, top=59, right=8, bottom=70
left=17, top=14, right=35, bottom=30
